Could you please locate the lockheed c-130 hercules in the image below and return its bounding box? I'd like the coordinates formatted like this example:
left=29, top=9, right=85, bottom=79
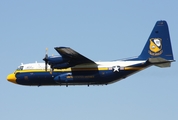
left=7, top=20, right=175, bottom=87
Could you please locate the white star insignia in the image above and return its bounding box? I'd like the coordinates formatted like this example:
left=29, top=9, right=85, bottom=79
left=113, top=66, right=120, bottom=72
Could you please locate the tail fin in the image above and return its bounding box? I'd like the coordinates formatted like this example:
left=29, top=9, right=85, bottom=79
left=139, top=20, right=174, bottom=66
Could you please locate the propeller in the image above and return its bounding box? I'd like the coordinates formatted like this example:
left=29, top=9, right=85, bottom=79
left=43, top=48, right=48, bottom=71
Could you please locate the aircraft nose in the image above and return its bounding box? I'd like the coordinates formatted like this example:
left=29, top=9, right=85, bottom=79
left=7, top=73, right=17, bottom=84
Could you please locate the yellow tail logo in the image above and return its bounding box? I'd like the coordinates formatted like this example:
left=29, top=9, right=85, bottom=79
left=149, top=38, right=163, bottom=56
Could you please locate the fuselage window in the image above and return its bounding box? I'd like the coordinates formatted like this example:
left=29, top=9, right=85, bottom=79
left=16, top=66, right=24, bottom=70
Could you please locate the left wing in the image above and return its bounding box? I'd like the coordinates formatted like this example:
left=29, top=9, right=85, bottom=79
left=54, top=47, right=96, bottom=66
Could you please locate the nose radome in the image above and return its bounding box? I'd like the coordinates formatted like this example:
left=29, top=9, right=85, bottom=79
left=7, top=73, right=17, bottom=84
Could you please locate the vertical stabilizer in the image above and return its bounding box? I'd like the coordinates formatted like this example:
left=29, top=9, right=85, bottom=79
left=139, top=21, right=174, bottom=61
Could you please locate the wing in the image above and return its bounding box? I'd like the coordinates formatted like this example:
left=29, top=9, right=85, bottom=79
left=54, top=47, right=96, bottom=66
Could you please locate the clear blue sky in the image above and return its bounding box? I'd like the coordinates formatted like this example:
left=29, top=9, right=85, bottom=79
left=0, top=0, right=177, bottom=120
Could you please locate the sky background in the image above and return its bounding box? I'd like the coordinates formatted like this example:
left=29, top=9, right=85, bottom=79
left=0, top=0, right=178, bottom=120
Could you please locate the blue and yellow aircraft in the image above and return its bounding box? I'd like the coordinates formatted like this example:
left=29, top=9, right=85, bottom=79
left=7, top=20, right=174, bottom=86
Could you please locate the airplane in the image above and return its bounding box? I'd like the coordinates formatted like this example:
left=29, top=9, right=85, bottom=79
left=7, top=20, right=175, bottom=87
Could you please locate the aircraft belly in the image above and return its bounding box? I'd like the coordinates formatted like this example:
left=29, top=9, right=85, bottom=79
left=15, top=67, right=145, bottom=86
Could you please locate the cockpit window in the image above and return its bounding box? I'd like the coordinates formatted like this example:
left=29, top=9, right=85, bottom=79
left=16, top=66, right=24, bottom=70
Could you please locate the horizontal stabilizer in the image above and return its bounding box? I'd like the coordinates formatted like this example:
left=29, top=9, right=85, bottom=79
left=149, top=57, right=174, bottom=68
left=154, top=63, right=171, bottom=68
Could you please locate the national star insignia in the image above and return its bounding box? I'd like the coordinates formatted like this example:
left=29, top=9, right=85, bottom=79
left=113, top=66, right=120, bottom=72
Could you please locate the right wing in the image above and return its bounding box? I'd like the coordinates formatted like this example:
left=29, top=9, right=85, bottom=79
left=54, top=47, right=96, bottom=66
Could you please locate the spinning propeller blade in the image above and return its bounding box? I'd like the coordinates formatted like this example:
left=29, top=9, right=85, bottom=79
left=43, top=48, right=48, bottom=71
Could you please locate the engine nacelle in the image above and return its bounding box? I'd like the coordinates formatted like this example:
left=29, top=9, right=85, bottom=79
left=53, top=62, right=71, bottom=69
left=47, top=56, right=68, bottom=65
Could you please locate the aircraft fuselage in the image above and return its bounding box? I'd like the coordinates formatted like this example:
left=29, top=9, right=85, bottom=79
left=7, top=61, right=148, bottom=86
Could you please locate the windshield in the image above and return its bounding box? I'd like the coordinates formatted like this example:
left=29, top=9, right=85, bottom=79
left=16, top=66, right=24, bottom=70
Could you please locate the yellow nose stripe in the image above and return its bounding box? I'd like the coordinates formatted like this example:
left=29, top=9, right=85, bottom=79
left=7, top=73, right=17, bottom=84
